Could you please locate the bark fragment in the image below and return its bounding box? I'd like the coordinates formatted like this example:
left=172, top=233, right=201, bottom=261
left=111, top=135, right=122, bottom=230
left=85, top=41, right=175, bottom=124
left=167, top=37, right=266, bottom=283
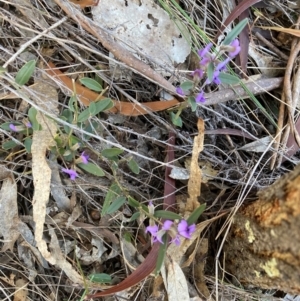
left=224, top=164, right=300, bottom=294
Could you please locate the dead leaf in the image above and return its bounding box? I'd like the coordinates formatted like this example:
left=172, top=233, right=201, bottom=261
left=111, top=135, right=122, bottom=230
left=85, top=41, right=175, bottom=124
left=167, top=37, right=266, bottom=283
left=0, top=175, right=20, bottom=251
left=186, top=119, right=204, bottom=213
left=165, top=259, right=189, bottom=301
left=46, top=62, right=180, bottom=116
left=31, top=82, right=58, bottom=264
left=238, top=136, right=272, bottom=152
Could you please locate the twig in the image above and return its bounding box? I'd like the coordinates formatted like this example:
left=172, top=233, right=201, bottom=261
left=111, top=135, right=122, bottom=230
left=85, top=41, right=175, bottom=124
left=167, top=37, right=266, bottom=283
left=3, top=17, right=68, bottom=68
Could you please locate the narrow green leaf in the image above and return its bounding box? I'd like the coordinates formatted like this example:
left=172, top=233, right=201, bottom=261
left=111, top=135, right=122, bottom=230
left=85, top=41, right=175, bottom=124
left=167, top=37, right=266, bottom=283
left=80, top=77, right=103, bottom=92
left=24, top=137, right=32, bottom=153
left=180, top=81, right=193, bottom=92
left=155, top=235, right=168, bottom=275
left=88, top=273, right=112, bottom=283
left=28, top=107, right=40, bottom=131
left=106, top=196, right=127, bottom=214
left=102, top=182, right=122, bottom=216
left=2, top=140, right=18, bottom=150
left=223, top=18, right=248, bottom=45
left=61, top=109, right=74, bottom=123
left=15, top=60, right=36, bottom=86
left=127, top=196, right=140, bottom=208
left=207, top=62, right=214, bottom=82
left=102, top=148, right=124, bottom=159
left=77, top=107, right=91, bottom=123
left=218, top=72, right=240, bottom=85
left=77, top=162, right=105, bottom=177
left=154, top=210, right=181, bottom=220
left=186, top=203, right=206, bottom=225
left=129, top=212, right=141, bottom=222
left=127, top=158, right=140, bottom=174
left=188, top=96, right=197, bottom=112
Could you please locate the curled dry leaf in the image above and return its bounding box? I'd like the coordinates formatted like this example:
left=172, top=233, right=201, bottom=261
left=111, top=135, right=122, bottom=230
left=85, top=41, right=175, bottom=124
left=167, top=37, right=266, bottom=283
left=13, top=278, right=28, bottom=301
left=165, top=259, right=189, bottom=301
left=185, top=119, right=204, bottom=214
left=31, top=82, right=58, bottom=265
left=0, top=174, right=20, bottom=252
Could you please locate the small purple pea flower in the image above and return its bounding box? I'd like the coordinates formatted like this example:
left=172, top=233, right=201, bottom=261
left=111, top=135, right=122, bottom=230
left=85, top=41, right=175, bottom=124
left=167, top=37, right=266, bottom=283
left=178, top=220, right=196, bottom=239
left=25, top=122, right=32, bottom=128
left=197, top=42, right=213, bottom=58
left=80, top=151, right=89, bottom=164
left=176, top=87, right=185, bottom=96
left=228, top=39, right=241, bottom=58
left=215, top=57, right=231, bottom=72
left=62, top=168, right=78, bottom=180
left=191, top=69, right=204, bottom=80
left=195, top=91, right=205, bottom=103
left=9, top=124, right=18, bottom=132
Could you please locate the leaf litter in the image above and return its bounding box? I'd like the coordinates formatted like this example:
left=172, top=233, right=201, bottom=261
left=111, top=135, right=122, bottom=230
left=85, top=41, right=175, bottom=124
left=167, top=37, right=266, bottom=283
left=1, top=1, right=299, bottom=301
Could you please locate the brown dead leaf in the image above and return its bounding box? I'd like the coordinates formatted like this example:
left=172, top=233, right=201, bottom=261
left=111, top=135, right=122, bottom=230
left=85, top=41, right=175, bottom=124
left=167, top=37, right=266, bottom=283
left=186, top=119, right=204, bottom=213
left=31, top=82, right=58, bottom=264
left=0, top=174, right=20, bottom=251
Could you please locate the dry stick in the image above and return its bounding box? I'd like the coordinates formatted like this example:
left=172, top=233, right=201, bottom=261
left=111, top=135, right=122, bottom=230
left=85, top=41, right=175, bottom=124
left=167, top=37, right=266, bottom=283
left=284, top=41, right=300, bottom=146
left=255, top=31, right=289, bottom=61
left=53, top=0, right=177, bottom=94
left=270, top=93, right=286, bottom=170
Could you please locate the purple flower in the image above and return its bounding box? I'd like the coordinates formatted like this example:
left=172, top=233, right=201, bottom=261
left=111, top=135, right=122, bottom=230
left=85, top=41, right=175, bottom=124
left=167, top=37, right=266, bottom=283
left=62, top=168, right=78, bottom=180
left=215, top=57, right=231, bottom=72
left=176, top=87, right=185, bottom=96
left=197, top=42, right=213, bottom=58
left=171, top=235, right=181, bottom=246
left=9, top=124, right=18, bottom=132
left=162, top=220, right=173, bottom=230
left=195, top=91, right=205, bottom=103
left=191, top=69, right=204, bottom=80
left=80, top=151, right=89, bottom=164
left=25, top=122, right=32, bottom=128
left=228, top=39, right=241, bottom=58
left=146, top=225, right=159, bottom=236
left=178, top=220, right=196, bottom=239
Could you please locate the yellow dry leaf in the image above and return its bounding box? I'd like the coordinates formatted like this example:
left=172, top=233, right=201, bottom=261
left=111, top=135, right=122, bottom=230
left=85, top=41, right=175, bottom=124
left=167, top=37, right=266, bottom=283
left=13, top=278, right=28, bottom=301
left=186, top=118, right=204, bottom=213
left=31, top=82, right=58, bottom=264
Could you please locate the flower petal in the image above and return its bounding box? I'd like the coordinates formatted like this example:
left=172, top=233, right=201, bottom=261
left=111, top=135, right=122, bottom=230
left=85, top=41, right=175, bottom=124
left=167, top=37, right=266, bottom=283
left=162, top=220, right=173, bottom=230
left=178, top=220, right=188, bottom=232
left=146, top=225, right=159, bottom=236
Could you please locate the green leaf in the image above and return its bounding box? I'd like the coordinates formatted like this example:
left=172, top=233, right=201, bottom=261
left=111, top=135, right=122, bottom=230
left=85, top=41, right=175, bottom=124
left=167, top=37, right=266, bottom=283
left=89, top=102, right=97, bottom=116
left=102, top=182, right=122, bottom=216
left=188, top=96, right=197, bottom=112
left=15, top=60, right=36, bottom=86
left=93, top=98, right=114, bottom=114
left=155, top=234, right=168, bottom=275
left=186, top=203, right=206, bottom=225
left=106, top=196, right=127, bottom=214
left=127, top=158, right=140, bottom=174
left=101, top=148, right=124, bottom=159
left=223, top=18, right=248, bottom=45
left=88, top=273, right=112, bottom=283
left=28, top=107, right=40, bottom=131
left=61, top=109, right=74, bottom=123
left=129, top=212, right=140, bottom=222
left=77, top=107, right=91, bottom=123
left=0, top=122, right=19, bottom=131
left=218, top=72, right=240, bottom=85
left=68, top=95, right=77, bottom=112
left=80, top=77, right=103, bottom=92
left=77, top=162, right=105, bottom=177
left=24, top=137, right=32, bottom=153
left=207, top=62, right=214, bottom=82
left=180, top=81, right=193, bottom=92
left=127, top=196, right=148, bottom=212
left=154, top=210, right=181, bottom=220
left=170, top=112, right=182, bottom=127
left=2, top=140, right=18, bottom=150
